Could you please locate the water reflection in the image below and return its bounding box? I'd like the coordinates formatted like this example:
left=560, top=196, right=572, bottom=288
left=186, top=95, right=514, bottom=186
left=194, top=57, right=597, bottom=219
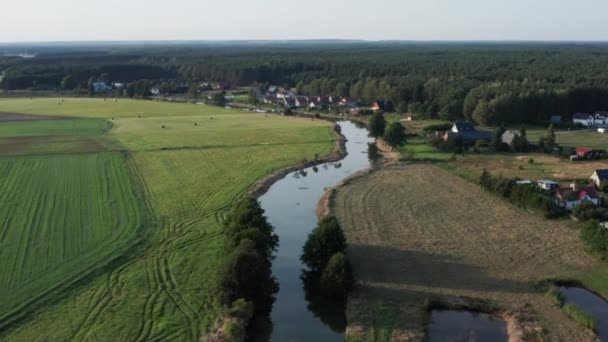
left=259, top=121, right=373, bottom=341
left=560, top=287, right=608, bottom=341
left=428, top=310, right=508, bottom=342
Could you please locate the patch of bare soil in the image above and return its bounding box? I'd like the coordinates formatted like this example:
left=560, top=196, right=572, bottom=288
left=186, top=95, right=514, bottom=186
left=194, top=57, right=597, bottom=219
left=332, top=164, right=599, bottom=341
left=0, top=112, right=67, bottom=121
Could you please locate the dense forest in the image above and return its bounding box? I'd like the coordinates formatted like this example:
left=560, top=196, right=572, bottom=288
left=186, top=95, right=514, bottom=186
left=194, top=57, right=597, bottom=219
left=2, top=42, right=608, bottom=125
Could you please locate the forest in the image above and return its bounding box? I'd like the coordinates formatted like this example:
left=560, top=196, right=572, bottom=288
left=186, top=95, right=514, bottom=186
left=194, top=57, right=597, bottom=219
left=2, top=42, right=608, bottom=125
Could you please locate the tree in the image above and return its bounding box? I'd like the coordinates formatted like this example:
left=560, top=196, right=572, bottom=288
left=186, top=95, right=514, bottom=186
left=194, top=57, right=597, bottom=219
left=320, top=253, right=354, bottom=298
left=187, top=84, right=198, bottom=99
left=248, top=88, right=259, bottom=105
left=545, top=124, right=557, bottom=149
left=301, top=216, right=347, bottom=273
left=512, top=126, right=529, bottom=152
left=212, top=91, right=226, bottom=106
left=367, top=142, right=380, bottom=162
left=491, top=124, right=507, bottom=151
left=224, top=196, right=278, bottom=259
left=580, top=220, right=608, bottom=258
left=218, top=239, right=278, bottom=314
left=383, top=122, right=407, bottom=147
left=61, top=75, right=76, bottom=90
left=368, top=112, right=386, bottom=138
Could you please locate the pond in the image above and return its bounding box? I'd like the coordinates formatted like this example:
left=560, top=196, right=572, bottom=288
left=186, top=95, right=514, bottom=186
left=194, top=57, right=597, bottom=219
left=259, top=121, right=373, bottom=341
left=560, top=287, right=608, bottom=341
left=427, top=310, right=508, bottom=342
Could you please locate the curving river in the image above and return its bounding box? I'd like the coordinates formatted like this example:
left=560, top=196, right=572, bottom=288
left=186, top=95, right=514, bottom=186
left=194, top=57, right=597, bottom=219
left=259, top=121, right=373, bottom=341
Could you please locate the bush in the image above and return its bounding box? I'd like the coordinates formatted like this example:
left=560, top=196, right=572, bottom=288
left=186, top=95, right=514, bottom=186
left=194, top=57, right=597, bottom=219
left=422, top=123, right=452, bottom=134
left=367, top=143, right=380, bottom=162
left=545, top=285, right=565, bottom=306
left=573, top=200, right=606, bottom=222
left=320, top=253, right=354, bottom=298
left=580, top=220, right=608, bottom=258
left=563, top=303, right=599, bottom=332
left=368, top=112, right=386, bottom=138
left=383, top=122, right=407, bottom=147
left=301, top=216, right=347, bottom=273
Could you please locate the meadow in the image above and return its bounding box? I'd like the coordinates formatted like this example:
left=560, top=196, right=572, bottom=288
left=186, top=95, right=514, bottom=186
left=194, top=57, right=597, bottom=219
left=0, top=98, right=335, bottom=341
left=333, top=165, right=600, bottom=341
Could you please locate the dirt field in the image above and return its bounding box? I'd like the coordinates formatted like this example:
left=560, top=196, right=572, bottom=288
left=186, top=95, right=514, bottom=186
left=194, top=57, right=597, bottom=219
left=0, top=112, right=65, bottom=121
left=333, top=164, right=600, bottom=341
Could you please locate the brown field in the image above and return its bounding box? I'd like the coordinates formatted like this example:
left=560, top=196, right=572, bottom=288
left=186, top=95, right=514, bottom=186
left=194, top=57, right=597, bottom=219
left=333, top=164, right=600, bottom=341
left=0, top=112, right=65, bottom=121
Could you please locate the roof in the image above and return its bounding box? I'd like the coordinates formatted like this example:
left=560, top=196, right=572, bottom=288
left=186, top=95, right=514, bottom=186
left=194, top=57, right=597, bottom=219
left=573, top=113, right=593, bottom=120
left=538, top=180, right=558, bottom=184
left=576, top=147, right=593, bottom=154
left=453, top=122, right=476, bottom=132
left=593, top=169, right=608, bottom=180
left=555, top=187, right=599, bottom=200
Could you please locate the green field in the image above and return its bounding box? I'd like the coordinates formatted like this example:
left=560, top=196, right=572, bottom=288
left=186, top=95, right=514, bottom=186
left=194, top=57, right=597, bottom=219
left=0, top=98, right=335, bottom=341
left=0, top=152, right=145, bottom=327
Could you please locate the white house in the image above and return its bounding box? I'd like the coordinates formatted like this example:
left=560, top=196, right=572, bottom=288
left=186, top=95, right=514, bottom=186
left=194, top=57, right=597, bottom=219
left=538, top=180, right=559, bottom=191
left=555, top=184, right=599, bottom=210
left=572, top=113, right=594, bottom=127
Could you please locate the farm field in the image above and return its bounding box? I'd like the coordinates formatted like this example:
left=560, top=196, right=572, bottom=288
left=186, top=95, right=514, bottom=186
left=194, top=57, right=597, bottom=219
left=442, top=152, right=608, bottom=184
left=0, top=98, right=336, bottom=341
left=0, top=152, right=145, bottom=329
left=333, top=165, right=601, bottom=341
left=527, top=128, right=608, bottom=149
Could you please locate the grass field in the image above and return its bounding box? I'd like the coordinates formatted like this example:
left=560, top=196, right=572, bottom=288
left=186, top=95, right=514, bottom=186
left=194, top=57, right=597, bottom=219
left=333, top=165, right=600, bottom=341
left=0, top=152, right=145, bottom=328
left=0, top=98, right=335, bottom=341
left=442, top=152, right=608, bottom=185
left=527, top=128, right=608, bottom=149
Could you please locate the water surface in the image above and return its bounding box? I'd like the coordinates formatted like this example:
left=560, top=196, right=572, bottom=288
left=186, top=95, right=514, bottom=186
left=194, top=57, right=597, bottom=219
left=560, top=286, right=608, bottom=341
left=259, top=121, right=373, bottom=341
left=427, top=310, right=508, bottom=342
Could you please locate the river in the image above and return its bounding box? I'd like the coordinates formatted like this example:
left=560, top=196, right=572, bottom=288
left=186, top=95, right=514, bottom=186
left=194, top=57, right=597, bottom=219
left=259, top=121, right=373, bottom=341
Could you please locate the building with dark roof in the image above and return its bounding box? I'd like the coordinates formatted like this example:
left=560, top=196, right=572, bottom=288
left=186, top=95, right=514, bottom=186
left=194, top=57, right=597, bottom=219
left=444, top=122, right=493, bottom=143
left=591, top=169, right=608, bottom=189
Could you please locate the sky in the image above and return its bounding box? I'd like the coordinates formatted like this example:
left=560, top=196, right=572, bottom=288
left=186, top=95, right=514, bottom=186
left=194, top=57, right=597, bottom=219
left=2, top=0, right=608, bottom=42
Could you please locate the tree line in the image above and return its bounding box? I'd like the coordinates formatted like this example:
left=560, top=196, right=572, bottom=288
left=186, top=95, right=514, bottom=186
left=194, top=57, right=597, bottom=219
left=3, top=43, right=608, bottom=123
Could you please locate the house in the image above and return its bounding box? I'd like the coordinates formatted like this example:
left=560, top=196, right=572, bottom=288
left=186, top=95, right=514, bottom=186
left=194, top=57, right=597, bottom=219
left=516, top=180, right=533, bottom=185
left=550, top=116, right=562, bottom=124
left=371, top=100, right=394, bottom=112
left=150, top=87, right=161, bottom=96
left=572, top=113, right=594, bottom=127
left=295, top=97, right=309, bottom=108
left=599, top=128, right=607, bottom=134
left=554, top=184, right=599, bottom=210
left=92, top=82, right=112, bottom=92
left=594, top=113, right=608, bottom=126
left=574, top=147, right=604, bottom=160
left=263, top=95, right=278, bottom=104
left=501, top=130, right=516, bottom=146
left=444, top=122, right=493, bottom=143
left=340, top=97, right=359, bottom=107
left=590, top=169, right=608, bottom=189
left=538, top=180, right=559, bottom=191
left=267, top=86, right=279, bottom=94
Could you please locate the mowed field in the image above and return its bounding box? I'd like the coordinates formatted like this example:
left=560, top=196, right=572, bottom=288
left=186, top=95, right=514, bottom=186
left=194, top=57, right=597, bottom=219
left=0, top=98, right=335, bottom=341
left=333, top=165, right=600, bottom=341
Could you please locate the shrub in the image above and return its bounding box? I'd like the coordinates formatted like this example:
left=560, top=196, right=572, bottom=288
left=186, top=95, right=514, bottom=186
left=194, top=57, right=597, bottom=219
left=573, top=200, right=605, bottom=222
left=580, top=220, right=608, bottom=258
left=422, top=123, right=452, bottom=134
left=545, top=285, right=565, bottom=306
left=320, top=253, right=354, bottom=298
left=301, top=216, right=347, bottom=273
left=368, top=112, right=386, bottom=138
left=563, top=303, right=599, bottom=332
left=367, top=143, right=380, bottom=162
left=383, top=122, right=407, bottom=147
left=224, top=197, right=278, bottom=259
